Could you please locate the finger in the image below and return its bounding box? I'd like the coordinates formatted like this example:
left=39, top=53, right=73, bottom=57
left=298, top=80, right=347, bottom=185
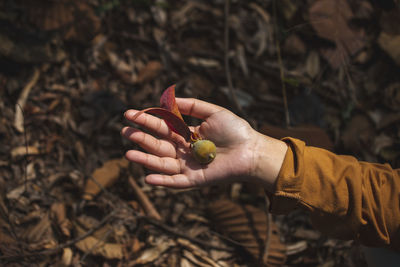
left=175, top=98, right=224, bottom=119
left=121, top=127, right=176, bottom=158
left=124, top=109, right=184, bottom=144
left=145, top=174, right=195, bottom=189
left=125, top=150, right=181, bottom=175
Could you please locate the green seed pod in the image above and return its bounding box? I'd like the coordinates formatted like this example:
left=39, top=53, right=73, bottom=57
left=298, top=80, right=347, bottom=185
left=191, top=139, right=216, bottom=164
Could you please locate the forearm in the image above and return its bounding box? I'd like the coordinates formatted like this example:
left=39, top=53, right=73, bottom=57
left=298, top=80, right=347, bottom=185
left=250, top=132, right=288, bottom=192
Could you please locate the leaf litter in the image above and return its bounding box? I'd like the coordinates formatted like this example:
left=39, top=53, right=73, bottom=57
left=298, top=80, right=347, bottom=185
left=0, top=0, right=398, bottom=266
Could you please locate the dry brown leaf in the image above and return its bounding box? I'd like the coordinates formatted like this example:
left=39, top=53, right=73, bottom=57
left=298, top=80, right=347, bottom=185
left=0, top=228, right=16, bottom=245
left=108, top=51, right=133, bottom=73
left=6, top=185, right=25, bottom=200
left=166, top=253, right=179, bottom=267
left=131, top=237, right=143, bottom=254
left=178, top=238, right=220, bottom=267
left=63, top=2, right=101, bottom=42
left=135, top=61, right=163, bottom=84
left=61, top=247, right=73, bottom=266
left=151, top=3, right=167, bottom=26
left=0, top=229, right=20, bottom=257
left=283, top=34, right=306, bottom=55
left=377, top=112, right=400, bottom=130
left=210, top=248, right=232, bottom=264
left=132, top=237, right=173, bottom=265
left=75, top=225, right=124, bottom=260
left=107, top=50, right=136, bottom=84
left=83, top=158, right=129, bottom=200
left=171, top=2, right=199, bottom=26
left=182, top=250, right=218, bottom=267
left=14, top=69, right=40, bottom=133
left=180, top=257, right=194, bottom=267
left=51, top=202, right=66, bottom=222
left=341, top=114, right=375, bottom=155
left=188, top=57, right=220, bottom=68
left=10, top=146, right=39, bottom=159
left=50, top=202, right=72, bottom=237
left=183, top=213, right=209, bottom=224
left=187, top=225, right=209, bottom=239
left=309, top=0, right=365, bottom=68
left=171, top=2, right=222, bottom=27
left=306, top=51, right=320, bottom=79
left=293, top=228, right=321, bottom=241
left=207, top=199, right=286, bottom=266
left=21, top=213, right=54, bottom=245
left=286, top=241, right=308, bottom=256
left=373, top=134, right=393, bottom=155
left=384, top=83, right=400, bottom=111
left=171, top=203, right=185, bottom=224
left=74, top=140, right=86, bottom=160
left=76, top=215, right=113, bottom=241
left=378, top=33, right=400, bottom=66
left=177, top=238, right=207, bottom=256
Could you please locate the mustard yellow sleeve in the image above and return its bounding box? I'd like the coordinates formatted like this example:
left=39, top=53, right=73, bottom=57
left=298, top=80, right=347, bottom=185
left=269, top=137, right=400, bottom=250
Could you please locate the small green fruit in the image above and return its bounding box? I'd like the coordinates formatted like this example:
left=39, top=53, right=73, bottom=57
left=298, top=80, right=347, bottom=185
left=191, top=139, right=216, bottom=164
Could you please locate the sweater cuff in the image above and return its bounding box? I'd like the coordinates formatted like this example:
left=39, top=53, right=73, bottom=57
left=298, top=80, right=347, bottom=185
left=269, top=137, right=306, bottom=214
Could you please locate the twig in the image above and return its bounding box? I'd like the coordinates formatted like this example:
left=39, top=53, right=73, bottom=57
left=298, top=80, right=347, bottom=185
left=262, top=194, right=272, bottom=264
left=128, top=176, right=162, bottom=220
left=15, top=103, right=30, bottom=195
left=141, top=215, right=235, bottom=252
left=224, top=0, right=243, bottom=116
left=273, top=0, right=290, bottom=127
left=209, top=229, right=258, bottom=248
left=181, top=47, right=303, bottom=79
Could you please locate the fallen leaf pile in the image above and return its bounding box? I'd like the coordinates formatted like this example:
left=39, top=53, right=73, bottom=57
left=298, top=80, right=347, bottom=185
left=0, top=0, right=398, bottom=265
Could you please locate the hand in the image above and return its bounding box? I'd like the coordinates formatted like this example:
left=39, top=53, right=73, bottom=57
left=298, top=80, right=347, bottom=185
left=122, top=98, right=287, bottom=190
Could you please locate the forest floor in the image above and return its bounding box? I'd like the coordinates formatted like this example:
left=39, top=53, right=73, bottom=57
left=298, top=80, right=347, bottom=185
left=0, top=0, right=399, bottom=266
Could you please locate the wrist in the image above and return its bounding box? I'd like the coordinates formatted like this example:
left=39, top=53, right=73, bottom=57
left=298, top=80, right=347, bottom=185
left=249, top=132, right=288, bottom=192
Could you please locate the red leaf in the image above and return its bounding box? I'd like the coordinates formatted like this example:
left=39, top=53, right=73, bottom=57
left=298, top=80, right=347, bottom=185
left=132, top=85, right=197, bottom=142
left=132, top=107, right=192, bottom=142
left=160, top=85, right=184, bottom=121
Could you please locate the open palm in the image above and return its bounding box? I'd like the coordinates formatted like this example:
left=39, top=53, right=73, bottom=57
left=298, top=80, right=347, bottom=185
left=122, top=98, right=258, bottom=188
